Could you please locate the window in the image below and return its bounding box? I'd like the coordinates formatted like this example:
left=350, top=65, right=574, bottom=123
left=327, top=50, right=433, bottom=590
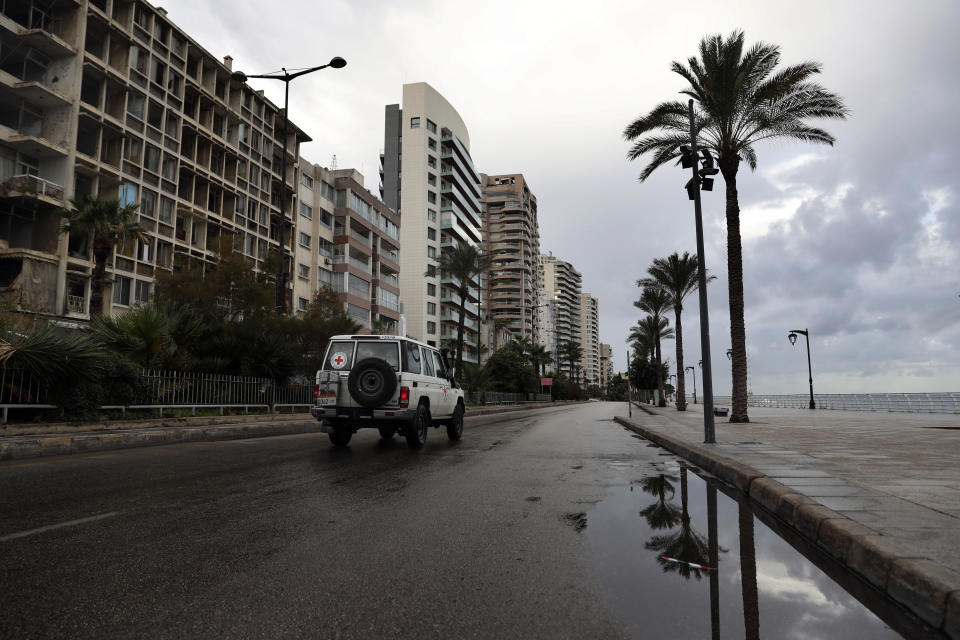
left=427, top=227, right=436, bottom=241
left=301, top=173, right=314, bottom=188
left=144, top=144, right=160, bottom=173
left=410, top=117, right=420, bottom=129
left=402, top=341, right=422, bottom=374
left=428, top=138, right=437, bottom=150
left=119, top=182, right=138, bottom=206
left=427, top=321, right=436, bottom=334
left=422, top=351, right=435, bottom=377
left=427, top=283, right=436, bottom=296
left=134, top=280, right=150, bottom=306
left=162, top=156, right=177, bottom=180
left=124, top=135, right=142, bottom=162
left=150, top=58, right=165, bottom=86
left=298, top=297, right=309, bottom=312
left=299, top=202, right=312, bottom=219
left=298, top=232, right=311, bottom=248
left=112, top=275, right=131, bottom=305
left=426, top=302, right=436, bottom=315
left=426, top=119, right=437, bottom=133
left=129, top=46, right=148, bottom=75
left=432, top=351, right=447, bottom=378
left=159, top=197, right=174, bottom=224
left=426, top=265, right=436, bottom=278
left=428, top=173, right=436, bottom=186
left=427, top=191, right=436, bottom=204
left=427, top=209, right=437, bottom=222
left=348, top=274, right=370, bottom=297
left=427, top=246, right=436, bottom=259
left=298, top=263, right=310, bottom=279
left=321, top=181, right=336, bottom=201
left=140, top=189, right=157, bottom=218
left=427, top=155, right=436, bottom=169
left=128, top=91, right=145, bottom=119
left=319, top=209, right=333, bottom=228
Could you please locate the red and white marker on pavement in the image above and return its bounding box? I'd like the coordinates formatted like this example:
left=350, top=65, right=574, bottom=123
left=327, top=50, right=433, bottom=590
left=660, top=556, right=715, bottom=571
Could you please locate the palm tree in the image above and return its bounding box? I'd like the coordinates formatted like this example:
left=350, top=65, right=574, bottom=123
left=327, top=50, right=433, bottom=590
left=90, top=304, right=204, bottom=370
left=624, top=31, right=847, bottom=421
left=639, top=473, right=682, bottom=530
left=635, top=287, right=672, bottom=407
left=528, top=343, right=553, bottom=379
left=61, top=195, right=145, bottom=318
left=639, top=252, right=713, bottom=411
left=645, top=464, right=710, bottom=580
left=557, top=340, right=582, bottom=381
left=433, top=242, right=493, bottom=379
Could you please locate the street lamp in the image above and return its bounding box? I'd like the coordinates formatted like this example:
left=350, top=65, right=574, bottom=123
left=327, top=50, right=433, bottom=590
left=788, top=329, right=816, bottom=410
left=231, top=57, right=346, bottom=315
left=669, top=374, right=677, bottom=400
left=726, top=349, right=732, bottom=360
left=685, top=365, right=697, bottom=404
left=678, top=98, right=718, bottom=443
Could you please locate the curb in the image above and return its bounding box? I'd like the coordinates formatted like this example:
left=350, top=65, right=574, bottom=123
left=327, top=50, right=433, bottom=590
left=614, top=415, right=960, bottom=638
left=0, top=412, right=309, bottom=438
left=0, top=402, right=579, bottom=462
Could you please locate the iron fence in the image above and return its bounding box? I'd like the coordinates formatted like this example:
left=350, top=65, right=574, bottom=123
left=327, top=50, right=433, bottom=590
left=465, top=391, right=551, bottom=405
left=710, top=393, right=960, bottom=414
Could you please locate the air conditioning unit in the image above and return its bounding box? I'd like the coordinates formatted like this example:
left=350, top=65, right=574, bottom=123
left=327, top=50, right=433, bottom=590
left=324, top=258, right=332, bottom=265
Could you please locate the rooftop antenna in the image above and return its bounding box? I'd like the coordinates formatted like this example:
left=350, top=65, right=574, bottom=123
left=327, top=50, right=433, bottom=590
left=330, top=154, right=338, bottom=170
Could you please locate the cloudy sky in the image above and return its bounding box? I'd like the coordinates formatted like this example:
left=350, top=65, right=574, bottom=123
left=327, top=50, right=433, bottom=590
left=164, top=0, right=960, bottom=394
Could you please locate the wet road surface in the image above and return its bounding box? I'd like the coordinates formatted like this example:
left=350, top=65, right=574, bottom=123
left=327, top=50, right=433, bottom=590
left=0, top=402, right=923, bottom=638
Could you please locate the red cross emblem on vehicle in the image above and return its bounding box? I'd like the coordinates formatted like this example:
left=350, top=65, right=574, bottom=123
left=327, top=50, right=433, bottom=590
left=334, top=356, right=344, bottom=366
left=331, top=352, right=348, bottom=369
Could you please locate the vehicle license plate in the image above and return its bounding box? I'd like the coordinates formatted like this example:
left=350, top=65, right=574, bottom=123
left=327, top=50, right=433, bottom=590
left=317, top=395, right=336, bottom=406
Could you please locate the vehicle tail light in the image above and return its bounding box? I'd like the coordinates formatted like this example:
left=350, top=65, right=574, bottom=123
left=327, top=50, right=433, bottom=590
left=399, top=386, right=410, bottom=408
left=314, top=384, right=319, bottom=398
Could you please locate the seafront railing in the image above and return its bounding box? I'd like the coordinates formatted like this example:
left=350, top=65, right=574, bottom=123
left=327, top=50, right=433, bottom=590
left=709, top=393, right=960, bottom=414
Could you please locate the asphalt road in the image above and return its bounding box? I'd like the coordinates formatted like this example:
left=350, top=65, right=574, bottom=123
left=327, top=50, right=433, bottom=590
left=0, top=402, right=647, bottom=639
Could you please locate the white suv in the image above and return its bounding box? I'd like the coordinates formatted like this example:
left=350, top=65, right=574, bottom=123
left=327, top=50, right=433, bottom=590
left=311, top=335, right=466, bottom=449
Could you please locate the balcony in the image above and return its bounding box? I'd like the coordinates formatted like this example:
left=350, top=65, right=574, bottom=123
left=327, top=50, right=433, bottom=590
left=0, top=174, right=64, bottom=203
left=439, top=208, right=480, bottom=243
left=0, top=9, right=76, bottom=59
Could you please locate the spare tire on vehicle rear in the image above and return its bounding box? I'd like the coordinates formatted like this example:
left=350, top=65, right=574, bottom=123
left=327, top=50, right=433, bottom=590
left=347, top=358, right=397, bottom=408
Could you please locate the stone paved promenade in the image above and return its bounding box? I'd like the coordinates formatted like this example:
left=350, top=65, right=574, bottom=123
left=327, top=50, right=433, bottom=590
left=618, top=401, right=960, bottom=635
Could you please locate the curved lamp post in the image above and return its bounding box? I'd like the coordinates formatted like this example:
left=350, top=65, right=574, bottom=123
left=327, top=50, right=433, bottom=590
left=231, top=57, right=346, bottom=315
left=726, top=349, right=732, bottom=360
left=788, top=329, right=816, bottom=410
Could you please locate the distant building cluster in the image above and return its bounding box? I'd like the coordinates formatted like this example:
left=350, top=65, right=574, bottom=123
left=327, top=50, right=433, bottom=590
left=0, top=0, right=604, bottom=386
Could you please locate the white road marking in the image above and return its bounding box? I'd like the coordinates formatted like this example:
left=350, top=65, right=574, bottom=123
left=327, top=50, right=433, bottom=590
left=0, top=512, right=121, bottom=542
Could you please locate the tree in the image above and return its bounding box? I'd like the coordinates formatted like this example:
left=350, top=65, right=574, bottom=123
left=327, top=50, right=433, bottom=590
left=639, top=252, right=712, bottom=411
left=629, top=315, right=674, bottom=405
left=635, top=287, right=673, bottom=406
left=60, top=195, right=144, bottom=317
left=89, top=303, right=204, bottom=370
left=433, top=243, right=493, bottom=379
left=624, top=31, right=847, bottom=421
left=557, top=340, right=582, bottom=380
left=528, top=343, right=553, bottom=379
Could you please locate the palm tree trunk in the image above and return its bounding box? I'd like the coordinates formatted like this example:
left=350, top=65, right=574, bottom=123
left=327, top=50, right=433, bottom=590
left=655, top=336, right=665, bottom=407
left=723, top=165, right=749, bottom=422
left=90, top=239, right=112, bottom=318
left=674, top=305, right=686, bottom=411
left=456, top=289, right=467, bottom=379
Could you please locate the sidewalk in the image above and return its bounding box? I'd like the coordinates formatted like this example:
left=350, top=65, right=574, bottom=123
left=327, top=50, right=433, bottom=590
left=616, top=402, right=960, bottom=637
left=0, top=402, right=572, bottom=462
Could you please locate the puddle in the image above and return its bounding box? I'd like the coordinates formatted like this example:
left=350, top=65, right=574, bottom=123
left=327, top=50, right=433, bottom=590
left=583, top=460, right=932, bottom=639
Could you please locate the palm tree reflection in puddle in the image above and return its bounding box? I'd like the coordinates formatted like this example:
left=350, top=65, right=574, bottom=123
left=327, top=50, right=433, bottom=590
left=637, top=472, right=681, bottom=530
left=643, top=464, right=712, bottom=580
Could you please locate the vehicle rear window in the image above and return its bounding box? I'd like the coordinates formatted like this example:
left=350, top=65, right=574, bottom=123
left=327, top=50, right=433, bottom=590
left=402, top=341, right=421, bottom=373
left=355, top=341, right=400, bottom=370
left=323, top=341, right=355, bottom=371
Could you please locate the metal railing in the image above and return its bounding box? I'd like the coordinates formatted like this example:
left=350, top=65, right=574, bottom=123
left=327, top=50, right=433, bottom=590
left=465, top=391, right=551, bottom=405
left=1, top=174, right=65, bottom=201
left=0, top=368, right=315, bottom=423
left=709, top=393, right=960, bottom=414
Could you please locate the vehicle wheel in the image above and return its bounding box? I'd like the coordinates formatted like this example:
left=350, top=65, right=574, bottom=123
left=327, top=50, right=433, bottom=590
left=378, top=426, right=395, bottom=440
left=329, top=427, right=352, bottom=447
left=405, top=405, right=429, bottom=449
left=446, top=403, right=464, bottom=441
left=347, top=358, right=398, bottom=408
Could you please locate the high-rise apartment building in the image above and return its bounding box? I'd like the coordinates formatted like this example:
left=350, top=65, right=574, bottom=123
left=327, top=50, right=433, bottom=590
left=599, top=343, right=612, bottom=388
left=580, top=293, right=600, bottom=386
left=295, top=162, right=400, bottom=333
left=538, top=252, right=582, bottom=367
left=380, top=82, right=482, bottom=355
left=480, top=173, right=540, bottom=341
left=0, top=0, right=307, bottom=319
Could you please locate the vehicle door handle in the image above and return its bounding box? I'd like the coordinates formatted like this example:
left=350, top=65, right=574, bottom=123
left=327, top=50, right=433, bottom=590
left=412, top=382, right=418, bottom=387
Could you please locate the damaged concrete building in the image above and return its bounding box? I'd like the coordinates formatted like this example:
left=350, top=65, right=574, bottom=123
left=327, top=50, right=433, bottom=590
left=0, top=0, right=312, bottom=321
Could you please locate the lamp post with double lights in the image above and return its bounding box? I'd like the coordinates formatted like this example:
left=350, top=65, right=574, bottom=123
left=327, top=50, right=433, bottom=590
left=685, top=365, right=697, bottom=404
left=231, top=57, right=346, bottom=315
left=678, top=98, right=718, bottom=443
left=788, top=329, right=816, bottom=410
